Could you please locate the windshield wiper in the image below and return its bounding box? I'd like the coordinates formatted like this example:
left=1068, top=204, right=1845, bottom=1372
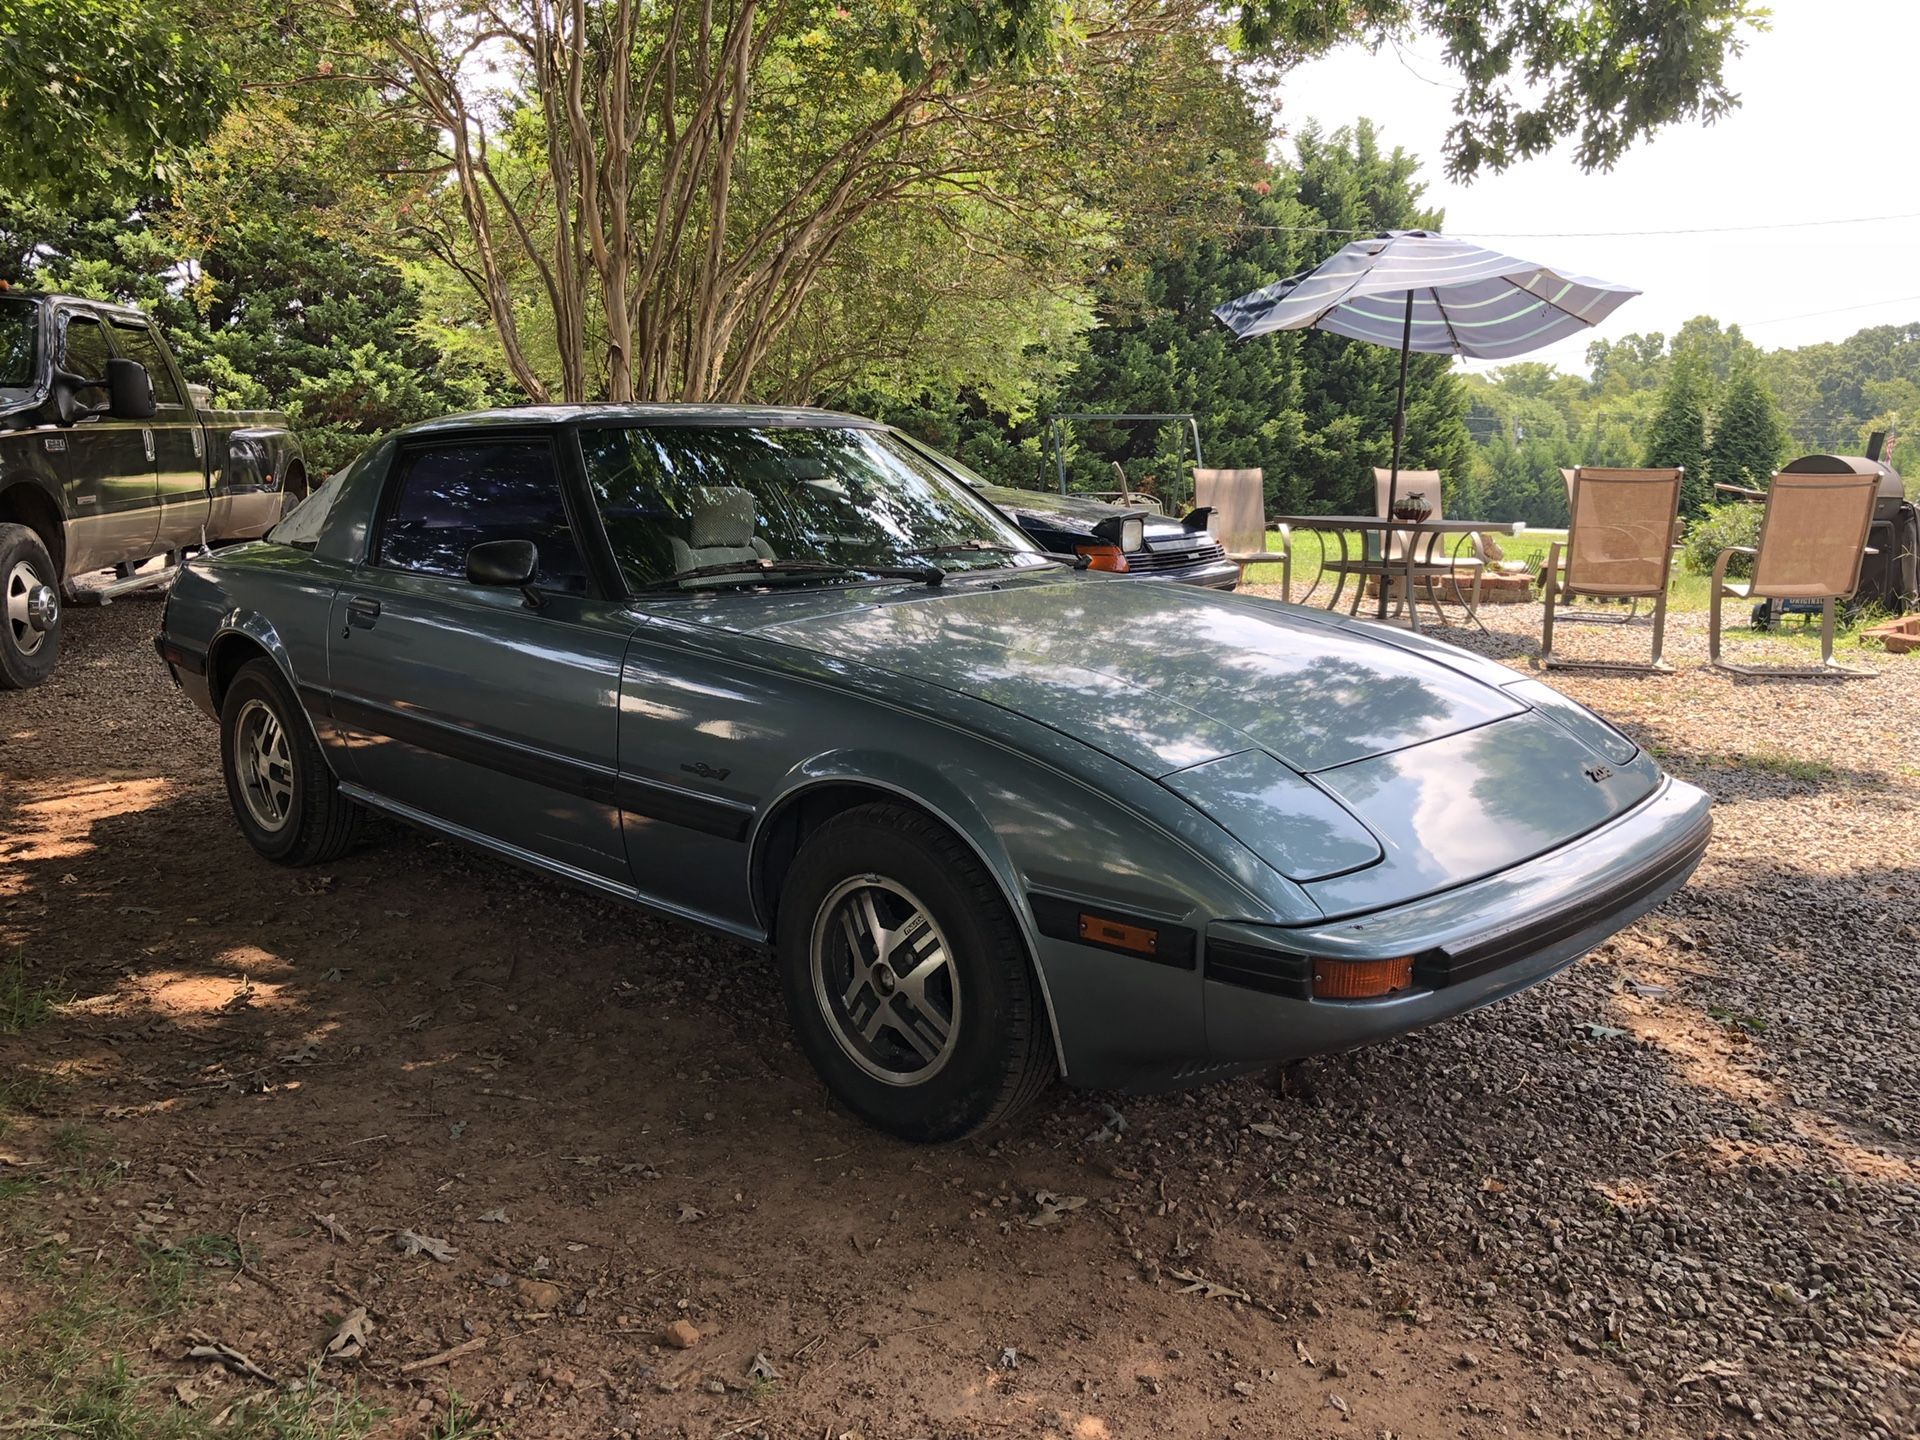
left=634, top=558, right=943, bottom=593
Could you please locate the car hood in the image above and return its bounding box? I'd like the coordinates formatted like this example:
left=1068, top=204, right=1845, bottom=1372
left=975, top=484, right=1186, bottom=537
left=731, top=577, right=1526, bottom=777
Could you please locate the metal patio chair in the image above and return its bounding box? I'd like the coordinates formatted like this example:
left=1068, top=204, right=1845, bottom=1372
left=1194, top=467, right=1288, bottom=598
left=1708, top=470, right=1881, bottom=675
left=1541, top=467, right=1684, bottom=671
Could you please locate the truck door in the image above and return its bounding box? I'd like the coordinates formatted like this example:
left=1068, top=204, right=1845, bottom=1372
left=54, top=311, right=158, bottom=576
left=110, top=318, right=207, bottom=551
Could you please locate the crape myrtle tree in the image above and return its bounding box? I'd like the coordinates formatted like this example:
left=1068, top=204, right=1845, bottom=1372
left=270, top=0, right=1762, bottom=406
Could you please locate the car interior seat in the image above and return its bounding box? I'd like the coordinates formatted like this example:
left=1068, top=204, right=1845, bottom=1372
left=670, top=485, right=775, bottom=580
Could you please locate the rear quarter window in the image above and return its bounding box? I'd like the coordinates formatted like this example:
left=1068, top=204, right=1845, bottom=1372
left=269, top=471, right=347, bottom=550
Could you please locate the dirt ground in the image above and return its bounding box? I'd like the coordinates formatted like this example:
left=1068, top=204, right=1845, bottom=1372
left=3, top=592, right=1917, bottom=1440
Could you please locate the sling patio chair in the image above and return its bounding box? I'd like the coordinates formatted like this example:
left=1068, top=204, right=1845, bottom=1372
left=1541, top=466, right=1687, bottom=622
left=1708, top=470, right=1881, bottom=676
left=1367, top=467, right=1487, bottom=619
left=1194, top=467, right=1289, bottom=598
left=1541, top=467, right=1684, bottom=671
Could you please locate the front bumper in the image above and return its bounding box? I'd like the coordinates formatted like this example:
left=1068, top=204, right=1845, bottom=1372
left=1200, top=776, right=1712, bottom=1063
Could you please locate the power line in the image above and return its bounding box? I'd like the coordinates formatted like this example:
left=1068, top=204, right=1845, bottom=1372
left=1744, top=294, right=1920, bottom=329
left=1237, top=210, right=1920, bottom=239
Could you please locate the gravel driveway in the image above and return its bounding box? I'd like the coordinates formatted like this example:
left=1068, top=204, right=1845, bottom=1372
left=1, top=593, right=1915, bottom=1440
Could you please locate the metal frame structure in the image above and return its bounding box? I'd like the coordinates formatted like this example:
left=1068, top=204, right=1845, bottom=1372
left=1046, top=413, right=1204, bottom=512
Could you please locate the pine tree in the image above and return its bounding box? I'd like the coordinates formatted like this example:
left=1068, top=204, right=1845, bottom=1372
left=1706, top=364, right=1788, bottom=492
left=1644, top=354, right=1712, bottom=515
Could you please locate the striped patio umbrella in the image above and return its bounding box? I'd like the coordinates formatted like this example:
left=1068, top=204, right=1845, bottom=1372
left=1213, top=230, right=1639, bottom=615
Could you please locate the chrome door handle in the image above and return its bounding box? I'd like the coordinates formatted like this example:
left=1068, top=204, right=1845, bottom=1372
left=142, top=427, right=155, bottom=463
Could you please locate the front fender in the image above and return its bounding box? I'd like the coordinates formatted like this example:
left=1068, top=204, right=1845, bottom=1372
left=750, top=733, right=1312, bottom=1090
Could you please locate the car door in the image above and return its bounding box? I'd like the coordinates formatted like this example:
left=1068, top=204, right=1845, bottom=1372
left=322, top=436, right=635, bottom=884
left=54, top=311, right=159, bottom=576
left=109, top=318, right=208, bottom=549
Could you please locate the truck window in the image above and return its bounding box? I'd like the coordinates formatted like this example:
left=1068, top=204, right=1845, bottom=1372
left=0, top=297, right=37, bottom=400
left=61, top=315, right=112, bottom=408
left=110, top=320, right=183, bottom=406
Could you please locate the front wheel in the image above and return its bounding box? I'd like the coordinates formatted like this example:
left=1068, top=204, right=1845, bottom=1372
left=775, top=803, right=1053, bottom=1141
left=0, top=523, right=62, bottom=690
left=219, top=658, right=360, bottom=865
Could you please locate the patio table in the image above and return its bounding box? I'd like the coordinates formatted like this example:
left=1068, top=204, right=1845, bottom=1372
left=1270, top=514, right=1519, bottom=633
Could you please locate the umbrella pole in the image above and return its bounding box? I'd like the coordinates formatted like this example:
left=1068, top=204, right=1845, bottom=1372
left=1379, top=291, right=1414, bottom=621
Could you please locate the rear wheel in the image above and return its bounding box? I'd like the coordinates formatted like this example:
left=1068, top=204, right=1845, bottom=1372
left=775, top=803, right=1053, bottom=1141
left=219, top=658, right=359, bottom=865
left=0, top=523, right=61, bottom=690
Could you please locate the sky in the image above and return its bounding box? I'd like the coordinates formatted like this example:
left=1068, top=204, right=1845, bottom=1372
left=1274, top=0, right=1920, bottom=375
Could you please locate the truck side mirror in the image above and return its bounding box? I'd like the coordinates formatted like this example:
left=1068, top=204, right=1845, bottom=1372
left=107, top=357, right=156, bottom=420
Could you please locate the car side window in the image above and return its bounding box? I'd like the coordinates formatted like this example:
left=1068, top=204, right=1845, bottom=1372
left=109, top=321, right=183, bottom=406
left=376, top=442, right=589, bottom=594
left=60, top=315, right=112, bottom=409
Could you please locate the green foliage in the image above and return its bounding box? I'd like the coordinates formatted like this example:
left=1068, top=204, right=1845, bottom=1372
left=858, top=122, right=1473, bottom=517
left=1233, top=2, right=1763, bottom=179
left=0, top=0, right=234, bottom=204
left=1468, top=314, right=1912, bottom=527
left=1682, top=500, right=1764, bottom=578
left=1644, top=354, right=1711, bottom=514
left=1707, top=365, right=1789, bottom=491
left=1, top=101, right=503, bottom=473
left=1763, top=322, right=1920, bottom=476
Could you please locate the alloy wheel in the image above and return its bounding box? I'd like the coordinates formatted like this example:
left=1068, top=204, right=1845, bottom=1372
left=809, top=875, right=962, bottom=1086
left=234, top=697, right=295, bottom=832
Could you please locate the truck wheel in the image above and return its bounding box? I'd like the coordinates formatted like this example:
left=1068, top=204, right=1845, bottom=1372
left=0, top=523, right=62, bottom=690
left=219, top=658, right=360, bottom=865
left=775, top=803, right=1054, bottom=1141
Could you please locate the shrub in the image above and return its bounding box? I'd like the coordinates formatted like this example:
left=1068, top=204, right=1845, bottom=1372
left=1682, top=501, right=1764, bottom=578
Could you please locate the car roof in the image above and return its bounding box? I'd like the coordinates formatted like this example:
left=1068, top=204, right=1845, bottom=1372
left=395, top=403, right=886, bottom=438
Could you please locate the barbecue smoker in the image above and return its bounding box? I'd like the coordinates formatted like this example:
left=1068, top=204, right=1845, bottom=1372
left=1751, top=435, right=1917, bottom=628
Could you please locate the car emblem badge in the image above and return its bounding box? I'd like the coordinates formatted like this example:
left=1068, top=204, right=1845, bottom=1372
left=1584, top=764, right=1614, bottom=784
left=681, top=761, right=730, bottom=782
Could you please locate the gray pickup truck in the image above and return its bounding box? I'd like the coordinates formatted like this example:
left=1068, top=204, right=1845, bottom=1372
left=0, top=290, right=306, bottom=688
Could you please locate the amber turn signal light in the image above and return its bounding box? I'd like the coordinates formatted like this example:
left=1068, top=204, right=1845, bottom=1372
left=1079, top=912, right=1158, bottom=956
left=1075, top=543, right=1130, bottom=573
left=1312, top=955, right=1414, bottom=999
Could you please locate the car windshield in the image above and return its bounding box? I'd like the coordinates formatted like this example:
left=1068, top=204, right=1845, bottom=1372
left=0, top=296, right=40, bottom=400
left=578, top=423, right=1048, bottom=592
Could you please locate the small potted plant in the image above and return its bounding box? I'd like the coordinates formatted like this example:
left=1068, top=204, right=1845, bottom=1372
left=1391, top=490, right=1433, bottom=522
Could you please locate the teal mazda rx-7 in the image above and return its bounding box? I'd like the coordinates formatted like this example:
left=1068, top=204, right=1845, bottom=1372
left=155, top=406, right=1711, bottom=1140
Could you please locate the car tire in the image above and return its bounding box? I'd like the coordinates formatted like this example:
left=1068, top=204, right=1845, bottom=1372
left=220, top=658, right=360, bottom=866
left=0, top=523, right=62, bottom=690
left=775, top=803, right=1053, bottom=1141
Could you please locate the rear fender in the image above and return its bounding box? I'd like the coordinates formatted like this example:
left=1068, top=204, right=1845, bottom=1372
left=204, top=605, right=343, bottom=763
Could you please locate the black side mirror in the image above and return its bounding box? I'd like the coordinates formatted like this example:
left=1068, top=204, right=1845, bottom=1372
left=466, top=538, right=543, bottom=608
left=107, top=357, right=155, bottom=420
